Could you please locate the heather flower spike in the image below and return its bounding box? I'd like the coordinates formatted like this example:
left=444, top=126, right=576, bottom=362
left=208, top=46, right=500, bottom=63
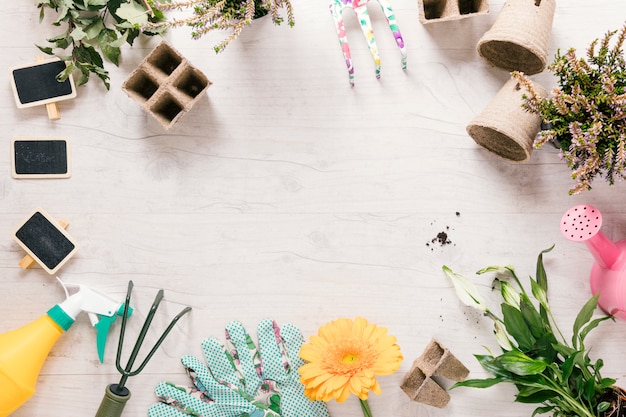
left=512, top=24, right=626, bottom=194
left=147, top=0, right=294, bottom=53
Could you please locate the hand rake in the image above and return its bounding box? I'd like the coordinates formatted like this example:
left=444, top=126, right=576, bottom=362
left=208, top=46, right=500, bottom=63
left=95, top=281, right=192, bottom=417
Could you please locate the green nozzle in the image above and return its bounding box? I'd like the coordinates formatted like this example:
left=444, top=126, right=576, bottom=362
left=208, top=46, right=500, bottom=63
left=95, top=384, right=131, bottom=417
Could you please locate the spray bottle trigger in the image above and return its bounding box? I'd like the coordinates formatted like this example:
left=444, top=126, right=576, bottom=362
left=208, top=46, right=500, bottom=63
left=95, top=303, right=133, bottom=363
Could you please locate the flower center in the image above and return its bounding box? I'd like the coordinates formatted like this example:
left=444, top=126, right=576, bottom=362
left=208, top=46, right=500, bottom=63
left=321, top=337, right=378, bottom=377
left=342, top=353, right=358, bottom=363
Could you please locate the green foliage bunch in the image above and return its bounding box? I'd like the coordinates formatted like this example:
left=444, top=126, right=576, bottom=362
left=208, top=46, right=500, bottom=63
left=146, top=0, right=294, bottom=53
left=513, top=25, right=626, bottom=195
left=444, top=247, right=620, bottom=417
left=36, top=0, right=167, bottom=89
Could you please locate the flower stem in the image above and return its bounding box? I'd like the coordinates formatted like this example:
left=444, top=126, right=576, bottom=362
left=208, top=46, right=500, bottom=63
left=360, top=399, right=373, bottom=417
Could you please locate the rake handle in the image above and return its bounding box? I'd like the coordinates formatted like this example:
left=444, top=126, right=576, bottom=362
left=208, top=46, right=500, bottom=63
left=95, top=384, right=131, bottom=417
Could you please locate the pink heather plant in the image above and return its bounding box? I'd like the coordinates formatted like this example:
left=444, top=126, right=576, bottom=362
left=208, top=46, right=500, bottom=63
left=513, top=25, right=626, bottom=194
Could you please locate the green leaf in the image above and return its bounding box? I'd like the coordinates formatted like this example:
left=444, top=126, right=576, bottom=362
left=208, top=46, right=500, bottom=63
left=520, top=295, right=545, bottom=339
left=498, top=351, right=547, bottom=376
left=552, top=342, right=575, bottom=358
left=452, top=378, right=502, bottom=389
left=579, top=315, right=613, bottom=345
left=598, top=401, right=611, bottom=412
left=535, top=245, right=554, bottom=294
left=502, top=303, right=536, bottom=351
left=572, top=293, right=600, bottom=348
left=107, top=30, right=129, bottom=48
left=115, top=1, right=149, bottom=25
left=86, top=0, right=109, bottom=6
left=76, top=43, right=104, bottom=67
left=36, top=45, right=55, bottom=55
left=70, top=27, right=87, bottom=41
left=83, top=19, right=106, bottom=40
left=583, top=377, right=596, bottom=402
left=475, top=354, right=511, bottom=379
left=560, top=352, right=579, bottom=382
left=47, top=32, right=71, bottom=49
left=600, top=378, right=616, bottom=389
left=533, top=334, right=558, bottom=363
left=98, top=29, right=121, bottom=65
left=55, top=62, right=75, bottom=82
left=532, top=405, right=555, bottom=416
left=516, top=389, right=558, bottom=404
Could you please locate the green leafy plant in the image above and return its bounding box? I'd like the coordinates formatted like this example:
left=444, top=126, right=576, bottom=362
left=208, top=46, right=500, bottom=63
left=443, top=246, right=624, bottom=417
left=513, top=25, right=626, bottom=195
left=36, top=0, right=167, bottom=89
left=146, top=0, right=294, bottom=53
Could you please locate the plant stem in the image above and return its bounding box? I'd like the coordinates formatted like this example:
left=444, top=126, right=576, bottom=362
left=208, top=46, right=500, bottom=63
left=359, top=399, right=373, bottom=417
left=543, top=379, right=595, bottom=417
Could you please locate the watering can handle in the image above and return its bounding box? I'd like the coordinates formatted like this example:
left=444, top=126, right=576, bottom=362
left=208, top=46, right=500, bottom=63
left=94, top=384, right=131, bottom=417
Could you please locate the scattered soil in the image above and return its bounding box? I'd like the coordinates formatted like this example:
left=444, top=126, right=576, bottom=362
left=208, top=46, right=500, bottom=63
left=426, top=212, right=460, bottom=250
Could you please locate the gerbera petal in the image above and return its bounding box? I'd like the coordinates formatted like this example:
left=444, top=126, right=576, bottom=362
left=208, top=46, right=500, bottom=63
left=300, top=343, right=323, bottom=362
left=371, top=379, right=382, bottom=395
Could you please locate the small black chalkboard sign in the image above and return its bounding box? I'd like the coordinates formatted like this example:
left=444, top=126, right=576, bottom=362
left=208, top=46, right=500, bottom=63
left=11, top=137, right=71, bottom=179
left=9, top=58, right=76, bottom=108
left=14, top=209, right=78, bottom=274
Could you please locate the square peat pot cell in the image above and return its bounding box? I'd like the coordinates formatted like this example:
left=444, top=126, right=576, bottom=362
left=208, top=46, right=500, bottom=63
left=150, top=92, right=185, bottom=130
left=418, top=0, right=489, bottom=23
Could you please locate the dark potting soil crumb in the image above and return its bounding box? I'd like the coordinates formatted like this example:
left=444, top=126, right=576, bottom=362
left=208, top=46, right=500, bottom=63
left=426, top=212, right=460, bottom=250
left=426, top=229, right=453, bottom=250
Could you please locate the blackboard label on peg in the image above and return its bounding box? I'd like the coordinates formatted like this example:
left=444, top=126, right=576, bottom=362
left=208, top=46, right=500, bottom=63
left=13, top=209, right=78, bottom=275
left=9, top=58, right=77, bottom=109
left=11, top=137, right=71, bottom=179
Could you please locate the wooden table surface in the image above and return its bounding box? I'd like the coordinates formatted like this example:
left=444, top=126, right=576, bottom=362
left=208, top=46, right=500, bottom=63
left=2, top=1, right=626, bottom=416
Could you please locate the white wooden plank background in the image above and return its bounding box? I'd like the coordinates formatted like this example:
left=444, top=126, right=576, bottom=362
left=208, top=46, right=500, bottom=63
left=2, top=1, right=626, bottom=416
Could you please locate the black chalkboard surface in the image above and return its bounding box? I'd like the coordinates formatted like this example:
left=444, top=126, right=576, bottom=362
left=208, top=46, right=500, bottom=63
left=9, top=58, right=76, bottom=108
left=11, top=137, right=71, bottom=179
left=14, top=209, right=78, bottom=274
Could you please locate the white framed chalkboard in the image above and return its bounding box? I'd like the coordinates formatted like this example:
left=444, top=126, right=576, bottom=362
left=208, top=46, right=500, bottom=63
left=11, top=137, right=71, bottom=179
left=13, top=208, right=79, bottom=274
left=9, top=58, right=77, bottom=109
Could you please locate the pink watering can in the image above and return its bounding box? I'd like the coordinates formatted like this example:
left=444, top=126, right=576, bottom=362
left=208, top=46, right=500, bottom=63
left=560, top=204, right=626, bottom=319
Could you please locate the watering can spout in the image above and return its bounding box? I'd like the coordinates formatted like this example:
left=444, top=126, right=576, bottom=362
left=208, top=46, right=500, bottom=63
left=560, top=204, right=622, bottom=269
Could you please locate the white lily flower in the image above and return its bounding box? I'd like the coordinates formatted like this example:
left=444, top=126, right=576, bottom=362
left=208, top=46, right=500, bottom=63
left=443, top=266, right=489, bottom=313
left=500, top=281, right=521, bottom=309
left=494, top=320, right=514, bottom=351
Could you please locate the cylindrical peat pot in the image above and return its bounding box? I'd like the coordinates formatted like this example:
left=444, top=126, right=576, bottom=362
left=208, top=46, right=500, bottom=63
left=477, top=0, right=556, bottom=75
left=466, top=76, right=546, bottom=162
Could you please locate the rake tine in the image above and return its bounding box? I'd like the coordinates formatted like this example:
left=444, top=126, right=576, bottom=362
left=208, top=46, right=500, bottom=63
left=115, top=281, right=134, bottom=379
left=124, top=305, right=192, bottom=378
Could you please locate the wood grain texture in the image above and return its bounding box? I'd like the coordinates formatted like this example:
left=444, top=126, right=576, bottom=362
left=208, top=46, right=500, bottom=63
left=2, top=1, right=626, bottom=416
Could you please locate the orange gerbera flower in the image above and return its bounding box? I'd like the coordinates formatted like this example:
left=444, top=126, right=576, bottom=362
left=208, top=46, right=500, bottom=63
left=298, top=317, right=403, bottom=404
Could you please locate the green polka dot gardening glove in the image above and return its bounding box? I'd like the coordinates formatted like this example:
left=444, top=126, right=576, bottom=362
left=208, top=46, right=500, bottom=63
left=257, top=320, right=330, bottom=417
left=148, top=321, right=281, bottom=417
